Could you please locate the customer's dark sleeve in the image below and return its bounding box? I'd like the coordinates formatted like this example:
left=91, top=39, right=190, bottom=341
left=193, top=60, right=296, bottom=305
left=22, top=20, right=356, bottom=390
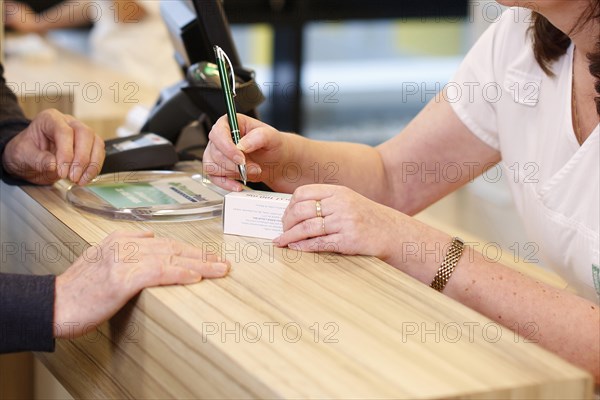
left=0, top=63, right=30, bottom=177
left=0, top=273, right=56, bottom=353
left=0, top=67, right=55, bottom=353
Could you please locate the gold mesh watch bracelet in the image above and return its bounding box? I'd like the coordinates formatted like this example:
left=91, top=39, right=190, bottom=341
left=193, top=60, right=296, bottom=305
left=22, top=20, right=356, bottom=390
left=430, top=237, right=465, bottom=292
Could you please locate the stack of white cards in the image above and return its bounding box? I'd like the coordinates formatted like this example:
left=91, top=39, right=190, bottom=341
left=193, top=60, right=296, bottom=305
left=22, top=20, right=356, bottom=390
left=222, top=190, right=292, bottom=239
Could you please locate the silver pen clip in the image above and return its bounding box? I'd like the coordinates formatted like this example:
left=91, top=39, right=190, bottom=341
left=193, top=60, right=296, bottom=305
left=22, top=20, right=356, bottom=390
left=215, top=45, right=236, bottom=97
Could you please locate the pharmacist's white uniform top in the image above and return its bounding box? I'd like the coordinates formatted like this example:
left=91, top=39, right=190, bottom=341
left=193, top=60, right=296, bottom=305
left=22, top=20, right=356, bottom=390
left=88, top=0, right=181, bottom=90
left=450, top=8, right=600, bottom=302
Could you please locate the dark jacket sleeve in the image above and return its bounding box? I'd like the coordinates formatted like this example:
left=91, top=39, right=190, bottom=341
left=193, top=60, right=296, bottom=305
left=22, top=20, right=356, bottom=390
left=0, top=63, right=30, bottom=180
left=0, top=273, right=56, bottom=353
left=0, top=66, right=56, bottom=353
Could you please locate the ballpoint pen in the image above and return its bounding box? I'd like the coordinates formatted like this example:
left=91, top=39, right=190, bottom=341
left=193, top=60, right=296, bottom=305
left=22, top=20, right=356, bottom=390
left=214, top=45, right=247, bottom=185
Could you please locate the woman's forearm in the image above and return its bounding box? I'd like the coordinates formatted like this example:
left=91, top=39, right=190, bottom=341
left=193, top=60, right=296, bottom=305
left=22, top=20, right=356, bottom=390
left=451, top=253, right=600, bottom=383
left=376, top=97, right=500, bottom=215
left=266, top=132, right=390, bottom=200
left=387, top=225, right=600, bottom=383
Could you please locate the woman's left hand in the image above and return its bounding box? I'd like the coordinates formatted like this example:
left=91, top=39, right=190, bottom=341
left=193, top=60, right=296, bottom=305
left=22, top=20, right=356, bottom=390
left=275, top=184, right=408, bottom=262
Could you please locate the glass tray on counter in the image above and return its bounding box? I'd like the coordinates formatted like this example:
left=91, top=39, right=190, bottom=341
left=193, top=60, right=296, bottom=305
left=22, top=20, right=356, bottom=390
left=66, top=170, right=228, bottom=222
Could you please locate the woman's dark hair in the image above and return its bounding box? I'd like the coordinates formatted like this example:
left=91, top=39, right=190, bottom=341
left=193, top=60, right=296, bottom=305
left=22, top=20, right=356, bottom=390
left=531, top=1, right=600, bottom=115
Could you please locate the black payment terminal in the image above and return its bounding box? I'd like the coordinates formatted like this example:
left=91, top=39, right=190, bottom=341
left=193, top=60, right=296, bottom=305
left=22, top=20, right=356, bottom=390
left=101, top=133, right=179, bottom=174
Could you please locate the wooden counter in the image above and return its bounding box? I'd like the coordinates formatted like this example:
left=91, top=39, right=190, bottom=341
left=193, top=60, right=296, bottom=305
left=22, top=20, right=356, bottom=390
left=0, top=174, right=593, bottom=399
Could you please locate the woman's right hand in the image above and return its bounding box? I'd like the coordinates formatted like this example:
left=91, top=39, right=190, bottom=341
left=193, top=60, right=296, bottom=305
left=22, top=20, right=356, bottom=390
left=204, top=114, right=289, bottom=191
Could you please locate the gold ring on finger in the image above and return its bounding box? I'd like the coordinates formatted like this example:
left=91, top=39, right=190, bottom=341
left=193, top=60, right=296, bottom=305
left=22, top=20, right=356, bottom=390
left=316, top=200, right=322, bottom=218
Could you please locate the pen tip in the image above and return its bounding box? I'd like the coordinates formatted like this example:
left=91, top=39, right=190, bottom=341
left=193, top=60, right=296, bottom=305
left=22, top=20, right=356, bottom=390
left=239, top=164, right=247, bottom=187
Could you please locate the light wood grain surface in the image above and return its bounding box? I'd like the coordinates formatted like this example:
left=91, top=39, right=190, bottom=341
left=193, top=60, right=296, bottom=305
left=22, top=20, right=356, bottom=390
left=0, top=174, right=593, bottom=399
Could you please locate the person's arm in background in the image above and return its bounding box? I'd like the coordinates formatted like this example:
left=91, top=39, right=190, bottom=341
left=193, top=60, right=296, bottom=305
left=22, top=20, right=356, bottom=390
left=112, top=0, right=147, bottom=23
left=3, top=0, right=148, bottom=33
left=3, top=1, right=92, bottom=33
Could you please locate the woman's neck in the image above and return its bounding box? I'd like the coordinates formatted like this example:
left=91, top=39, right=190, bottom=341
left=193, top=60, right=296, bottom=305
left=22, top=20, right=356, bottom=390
left=540, top=3, right=597, bottom=58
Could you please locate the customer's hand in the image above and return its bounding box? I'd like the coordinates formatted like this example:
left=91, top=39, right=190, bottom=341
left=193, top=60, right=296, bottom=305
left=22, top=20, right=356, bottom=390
left=204, top=114, right=289, bottom=191
left=2, top=109, right=105, bottom=185
left=53, top=231, right=231, bottom=339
